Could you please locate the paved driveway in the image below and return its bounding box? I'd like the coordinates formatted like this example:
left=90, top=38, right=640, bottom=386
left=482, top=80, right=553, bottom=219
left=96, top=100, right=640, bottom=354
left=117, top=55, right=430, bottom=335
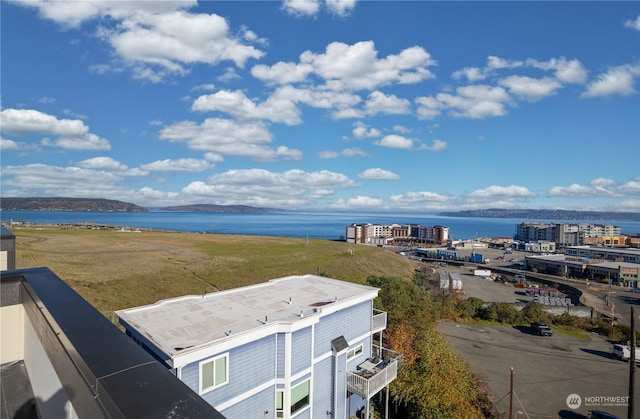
left=437, top=322, right=636, bottom=418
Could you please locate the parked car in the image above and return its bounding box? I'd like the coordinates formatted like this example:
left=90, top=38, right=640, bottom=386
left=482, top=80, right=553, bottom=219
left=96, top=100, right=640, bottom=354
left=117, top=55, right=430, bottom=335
left=590, top=410, right=620, bottom=419
left=530, top=322, right=553, bottom=336
left=612, top=343, right=639, bottom=362
left=630, top=287, right=640, bottom=293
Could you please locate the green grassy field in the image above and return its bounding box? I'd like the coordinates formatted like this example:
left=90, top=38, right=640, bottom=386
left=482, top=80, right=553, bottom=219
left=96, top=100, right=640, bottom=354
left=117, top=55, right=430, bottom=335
left=13, top=227, right=421, bottom=314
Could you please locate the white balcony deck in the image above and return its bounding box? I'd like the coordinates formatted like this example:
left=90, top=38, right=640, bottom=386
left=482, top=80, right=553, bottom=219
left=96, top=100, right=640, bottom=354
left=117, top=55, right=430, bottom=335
left=346, top=347, right=402, bottom=399
left=372, top=309, right=387, bottom=333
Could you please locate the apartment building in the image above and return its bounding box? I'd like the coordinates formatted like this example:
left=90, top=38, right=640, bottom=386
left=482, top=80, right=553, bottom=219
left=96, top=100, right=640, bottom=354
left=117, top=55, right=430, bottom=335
left=514, top=222, right=622, bottom=247
left=116, top=275, right=401, bottom=419
left=346, top=223, right=449, bottom=246
left=418, top=225, right=449, bottom=245
left=515, top=222, right=555, bottom=242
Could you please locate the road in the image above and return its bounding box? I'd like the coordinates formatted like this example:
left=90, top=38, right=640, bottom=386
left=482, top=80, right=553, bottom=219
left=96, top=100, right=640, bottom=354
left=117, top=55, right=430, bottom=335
left=421, top=247, right=639, bottom=417
left=437, top=321, right=636, bottom=418
left=437, top=246, right=640, bottom=327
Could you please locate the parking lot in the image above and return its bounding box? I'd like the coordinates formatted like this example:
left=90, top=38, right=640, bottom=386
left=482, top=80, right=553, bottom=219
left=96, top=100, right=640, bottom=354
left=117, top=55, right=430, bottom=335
left=437, top=321, right=635, bottom=418
left=423, top=246, right=638, bottom=417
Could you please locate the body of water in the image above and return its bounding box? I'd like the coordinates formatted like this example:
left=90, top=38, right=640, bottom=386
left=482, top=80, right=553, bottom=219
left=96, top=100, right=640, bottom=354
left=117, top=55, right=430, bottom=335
left=1, top=210, right=638, bottom=241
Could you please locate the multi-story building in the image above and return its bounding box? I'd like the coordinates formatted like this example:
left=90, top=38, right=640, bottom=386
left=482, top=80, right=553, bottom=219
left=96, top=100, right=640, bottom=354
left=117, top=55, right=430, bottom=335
left=116, top=275, right=401, bottom=419
left=418, top=225, right=449, bottom=245
left=346, top=223, right=449, bottom=246
left=515, top=222, right=622, bottom=247
left=515, top=222, right=556, bottom=242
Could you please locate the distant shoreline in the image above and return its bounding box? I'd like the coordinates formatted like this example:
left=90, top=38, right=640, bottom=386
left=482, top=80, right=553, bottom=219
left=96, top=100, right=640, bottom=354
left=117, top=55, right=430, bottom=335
left=440, top=208, right=640, bottom=222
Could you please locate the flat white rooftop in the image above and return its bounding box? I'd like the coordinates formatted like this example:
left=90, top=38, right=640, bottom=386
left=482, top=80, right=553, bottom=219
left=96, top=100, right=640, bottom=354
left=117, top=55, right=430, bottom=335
left=116, top=275, right=378, bottom=358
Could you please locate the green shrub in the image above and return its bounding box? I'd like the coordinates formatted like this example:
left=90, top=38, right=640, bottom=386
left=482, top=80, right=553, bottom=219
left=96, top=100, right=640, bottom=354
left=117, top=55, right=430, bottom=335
left=456, top=297, right=485, bottom=318
left=521, top=302, right=546, bottom=323
left=495, top=302, right=521, bottom=324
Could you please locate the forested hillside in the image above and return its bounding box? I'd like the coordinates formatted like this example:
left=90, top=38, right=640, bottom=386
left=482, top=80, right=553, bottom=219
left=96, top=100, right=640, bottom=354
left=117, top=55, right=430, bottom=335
left=1, top=197, right=147, bottom=212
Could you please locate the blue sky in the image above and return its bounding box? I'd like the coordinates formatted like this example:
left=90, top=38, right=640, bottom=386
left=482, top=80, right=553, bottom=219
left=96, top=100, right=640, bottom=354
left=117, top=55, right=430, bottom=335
left=1, top=1, right=639, bottom=212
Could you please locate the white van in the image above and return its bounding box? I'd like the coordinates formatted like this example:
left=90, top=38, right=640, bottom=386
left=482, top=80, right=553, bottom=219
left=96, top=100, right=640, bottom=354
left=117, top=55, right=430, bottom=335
left=612, top=344, right=639, bottom=362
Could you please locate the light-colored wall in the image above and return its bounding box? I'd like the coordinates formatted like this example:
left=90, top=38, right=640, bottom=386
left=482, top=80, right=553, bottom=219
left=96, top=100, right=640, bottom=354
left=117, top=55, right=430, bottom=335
left=1, top=251, right=8, bottom=270
left=181, top=334, right=276, bottom=409
left=23, top=308, right=77, bottom=419
left=313, top=302, right=372, bottom=358
left=292, top=327, right=312, bottom=376
left=0, top=304, right=24, bottom=363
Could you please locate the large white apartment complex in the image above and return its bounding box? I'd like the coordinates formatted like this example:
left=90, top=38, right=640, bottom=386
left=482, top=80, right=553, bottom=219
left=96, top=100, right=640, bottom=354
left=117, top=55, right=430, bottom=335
left=346, top=223, right=449, bottom=246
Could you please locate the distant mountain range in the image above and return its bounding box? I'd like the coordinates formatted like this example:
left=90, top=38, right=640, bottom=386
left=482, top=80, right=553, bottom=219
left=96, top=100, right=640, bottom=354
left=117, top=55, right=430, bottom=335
left=1, top=197, right=148, bottom=212
left=2, top=198, right=638, bottom=221
left=158, top=204, right=268, bottom=213
left=440, top=208, right=640, bottom=221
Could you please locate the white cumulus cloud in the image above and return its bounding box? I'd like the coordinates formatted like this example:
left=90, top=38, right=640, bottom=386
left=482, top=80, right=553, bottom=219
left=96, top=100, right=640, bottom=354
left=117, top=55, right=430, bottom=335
left=140, top=158, right=213, bottom=172
left=375, top=135, right=414, bottom=149
left=358, top=168, right=400, bottom=180
left=0, top=108, right=110, bottom=150
left=582, top=64, right=640, bottom=98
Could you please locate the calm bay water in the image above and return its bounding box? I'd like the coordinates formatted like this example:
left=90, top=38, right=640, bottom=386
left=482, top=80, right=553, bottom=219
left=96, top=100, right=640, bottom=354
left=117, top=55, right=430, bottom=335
left=1, top=210, right=639, bottom=241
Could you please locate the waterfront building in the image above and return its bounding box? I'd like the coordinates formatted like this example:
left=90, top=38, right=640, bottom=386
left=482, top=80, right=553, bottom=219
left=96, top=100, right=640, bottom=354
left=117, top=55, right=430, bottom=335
left=514, top=222, right=623, bottom=247
left=116, top=275, right=401, bottom=419
left=346, top=223, right=449, bottom=246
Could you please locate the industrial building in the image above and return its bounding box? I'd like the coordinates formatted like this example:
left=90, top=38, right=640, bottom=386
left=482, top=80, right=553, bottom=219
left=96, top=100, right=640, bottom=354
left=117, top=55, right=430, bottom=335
left=525, top=246, right=640, bottom=287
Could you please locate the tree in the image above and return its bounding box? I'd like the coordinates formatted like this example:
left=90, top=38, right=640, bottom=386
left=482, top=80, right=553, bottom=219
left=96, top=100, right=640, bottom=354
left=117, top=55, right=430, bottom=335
left=367, top=276, right=495, bottom=418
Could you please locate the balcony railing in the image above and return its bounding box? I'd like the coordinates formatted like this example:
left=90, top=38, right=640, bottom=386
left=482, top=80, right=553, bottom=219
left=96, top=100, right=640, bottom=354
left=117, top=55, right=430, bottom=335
left=372, top=309, right=387, bottom=333
left=346, top=347, right=402, bottom=399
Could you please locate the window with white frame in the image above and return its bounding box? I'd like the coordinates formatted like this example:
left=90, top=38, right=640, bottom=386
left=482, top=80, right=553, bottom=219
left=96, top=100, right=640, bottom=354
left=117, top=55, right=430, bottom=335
left=275, top=389, right=284, bottom=418
left=290, top=379, right=310, bottom=415
left=347, top=343, right=363, bottom=361
left=199, top=353, right=228, bottom=394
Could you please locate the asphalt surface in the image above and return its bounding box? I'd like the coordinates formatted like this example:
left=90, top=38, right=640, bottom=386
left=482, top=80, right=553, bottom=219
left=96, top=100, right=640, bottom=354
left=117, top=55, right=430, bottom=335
left=428, top=248, right=638, bottom=418
left=437, top=321, right=636, bottom=418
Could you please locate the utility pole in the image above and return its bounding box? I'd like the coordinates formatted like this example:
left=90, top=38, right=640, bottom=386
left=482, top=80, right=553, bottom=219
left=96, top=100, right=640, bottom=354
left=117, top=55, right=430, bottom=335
left=509, top=367, right=514, bottom=419
left=629, top=306, right=636, bottom=419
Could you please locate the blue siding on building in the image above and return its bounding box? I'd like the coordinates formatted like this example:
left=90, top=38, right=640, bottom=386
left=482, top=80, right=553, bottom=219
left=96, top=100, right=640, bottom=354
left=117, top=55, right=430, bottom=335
left=181, top=335, right=276, bottom=408
left=220, top=385, right=274, bottom=419
left=276, top=333, right=285, bottom=378
left=346, top=335, right=372, bottom=369
left=291, top=374, right=312, bottom=419
left=314, top=302, right=372, bottom=357
left=293, top=407, right=311, bottom=419
left=347, top=393, right=366, bottom=418
left=335, top=352, right=347, bottom=418
left=291, top=327, right=312, bottom=376
left=312, top=356, right=333, bottom=417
